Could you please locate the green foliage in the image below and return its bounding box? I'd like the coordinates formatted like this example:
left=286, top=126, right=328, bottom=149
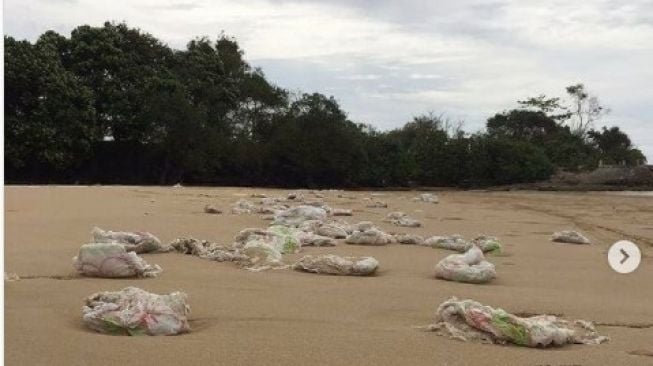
left=4, top=22, right=645, bottom=187
left=5, top=35, right=96, bottom=174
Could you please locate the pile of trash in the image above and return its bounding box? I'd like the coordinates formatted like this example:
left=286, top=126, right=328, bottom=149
left=230, top=199, right=288, bottom=215
left=385, top=211, right=421, bottom=227
left=299, top=219, right=353, bottom=239
left=424, top=297, right=609, bottom=347
left=169, top=237, right=247, bottom=262
left=73, top=242, right=162, bottom=278
left=434, top=246, right=495, bottom=284
left=346, top=222, right=395, bottom=246
left=82, top=287, right=191, bottom=336
left=293, top=254, right=379, bottom=276
left=551, top=230, right=590, bottom=244
left=92, top=227, right=169, bottom=254
left=413, top=193, right=439, bottom=204
left=394, top=233, right=425, bottom=245
left=272, top=205, right=328, bottom=227
left=426, top=235, right=502, bottom=253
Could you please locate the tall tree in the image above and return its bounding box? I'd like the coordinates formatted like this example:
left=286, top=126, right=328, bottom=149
left=5, top=35, right=96, bottom=177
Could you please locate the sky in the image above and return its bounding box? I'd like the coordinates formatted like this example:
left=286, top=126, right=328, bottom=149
left=4, top=0, right=653, bottom=160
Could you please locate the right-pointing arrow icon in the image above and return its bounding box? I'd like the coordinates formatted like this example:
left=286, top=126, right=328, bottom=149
left=620, top=248, right=630, bottom=264
left=609, top=240, right=641, bottom=274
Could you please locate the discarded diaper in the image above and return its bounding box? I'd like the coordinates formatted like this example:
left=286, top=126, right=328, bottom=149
left=434, top=246, right=495, bottom=284
left=73, top=243, right=162, bottom=278
left=92, top=227, right=167, bottom=254
left=551, top=230, right=590, bottom=244
left=82, top=287, right=190, bottom=336
left=293, top=254, right=379, bottom=276
left=424, top=297, right=609, bottom=347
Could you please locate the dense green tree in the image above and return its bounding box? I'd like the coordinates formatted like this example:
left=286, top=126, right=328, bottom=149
left=5, top=35, right=96, bottom=176
left=588, top=127, right=646, bottom=166
left=4, top=23, right=646, bottom=187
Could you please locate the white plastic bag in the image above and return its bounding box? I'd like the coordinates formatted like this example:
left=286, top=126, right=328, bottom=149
left=73, top=243, right=162, bottom=278
left=425, top=297, right=609, bottom=347
left=293, top=254, right=378, bottom=276
left=82, top=287, right=190, bottom=336
left=434, top=246, right=495, bottom=284
left=92, top=227, right=167, bottom=253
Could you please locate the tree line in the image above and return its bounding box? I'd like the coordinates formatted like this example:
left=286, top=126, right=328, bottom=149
left=4, top=22, right=646, bottom=187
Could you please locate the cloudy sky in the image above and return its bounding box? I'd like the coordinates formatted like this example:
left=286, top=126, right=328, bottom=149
left=5, top=0, right=653, bottom=159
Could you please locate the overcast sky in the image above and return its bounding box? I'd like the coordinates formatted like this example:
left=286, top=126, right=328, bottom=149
left=5, top=0, right=653, bottom=160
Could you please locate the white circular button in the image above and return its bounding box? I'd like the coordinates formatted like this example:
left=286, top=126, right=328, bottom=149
left=608, top=240, right=641, bottom=274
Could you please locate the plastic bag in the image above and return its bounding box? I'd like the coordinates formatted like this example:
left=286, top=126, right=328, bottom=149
left=471, top=236, right=502, bottom=253
left=73, top=243, right=162, bottom=278
left=425, top=235, right=470, bottom=252
left=241, top=240, right=287, bottom=271
left=293, top=254, right=379, bottom=276
left=92, top=227, right=167, bottom=254
left=434, top=246, right=495, bottom=284
left=299, top=219, right=351, bottom=239
left=82, top=287, right=190, bottom=336
left=331, top=208, right=353, bottom=216
left=231, top=199, right=256, bottom=214
left=385, top=212, right=421, bottom=227
left=413, top=193, right=439, bottom=203
left=425, top=297, right=609, bottom=347
left=426, top=235, right=502, bottom=253
left=346, top=225, right=395, bottom=245
left=551, top=230, right=590, bottom=244
left=272, top=205, right=327, bottom=227
left=395, top=234, right=425, bottom=245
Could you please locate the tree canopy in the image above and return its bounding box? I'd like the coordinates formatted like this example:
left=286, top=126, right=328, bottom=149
left=4, top=22, right=647, bottom=187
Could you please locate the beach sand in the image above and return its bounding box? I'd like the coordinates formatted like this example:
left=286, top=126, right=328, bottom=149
left=4, top=186, right=652, bottom=365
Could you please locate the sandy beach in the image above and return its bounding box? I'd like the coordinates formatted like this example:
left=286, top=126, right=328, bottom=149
left=4, top=186, right=652, bottom=365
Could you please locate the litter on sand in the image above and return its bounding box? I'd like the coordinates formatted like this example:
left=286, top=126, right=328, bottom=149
left=426, top=235, right=502, bottom=253
left=385, top=211, right=421, bottom=227
left=292, top=254, right=379, bottom=276
left=425, top=235, right=470, bottom=252
left=413, top=193, right=439, bottom=203
left=551, top=230, right=590, bottom=244
left=73, top=243, right=162, bottom=278
left=423, top=297, right=609, bottom=347
left=394, top=234, right=425, bottom=245
left=230, top=199, right=256, bottom=214
left=92, top=227, right=168, bottom=254
left=365, top=199, right=388, bottom=208
left=203, top=204, right=222, bottom=214
left=299, top=219, right=352, bottom=239
left=346, top=223, right=395, bottom=245
left=82, top=287, right=191, bottom=336
left=272, top=205, right=328, bottom=227
left=4, top=272, right=20, bottom=281
left=434, top=246, right=496, bottom=284
left=331, top=208, right=353, bottom=216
